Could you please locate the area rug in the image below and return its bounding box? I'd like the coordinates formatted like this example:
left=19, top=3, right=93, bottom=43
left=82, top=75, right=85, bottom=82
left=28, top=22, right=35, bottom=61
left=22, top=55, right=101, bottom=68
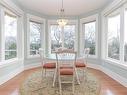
left=20, top=70, right=100, bottom=95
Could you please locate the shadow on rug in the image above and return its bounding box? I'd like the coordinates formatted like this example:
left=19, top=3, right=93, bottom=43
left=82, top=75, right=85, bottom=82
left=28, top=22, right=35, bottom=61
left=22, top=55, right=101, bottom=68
left=20, top=70, right=100, bottom=95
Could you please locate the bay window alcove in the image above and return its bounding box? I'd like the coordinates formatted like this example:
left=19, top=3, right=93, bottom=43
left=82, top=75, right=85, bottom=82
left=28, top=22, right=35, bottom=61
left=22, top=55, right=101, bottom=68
left=0, top=0, right=127, bottom=92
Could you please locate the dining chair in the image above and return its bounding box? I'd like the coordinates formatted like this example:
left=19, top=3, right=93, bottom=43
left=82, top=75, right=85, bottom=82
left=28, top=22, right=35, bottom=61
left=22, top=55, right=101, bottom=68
left=56, top=50, right=77, bottom=95
left=39, top=48, right=57, bottom=87
left=75, top=48, right=90, bottom=82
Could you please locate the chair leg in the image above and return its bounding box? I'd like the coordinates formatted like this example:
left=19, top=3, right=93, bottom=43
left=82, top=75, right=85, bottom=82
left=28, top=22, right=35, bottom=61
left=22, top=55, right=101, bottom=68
left=45, top=69, right=46, bottom=77
left=59, top=75, right=62, bottom=95
left=72, top=74, right=75, bottom=95
left=84, top=68, right=87, bottom=82
left=75, top=68, right=80, bottom=84
left=53, top=69, right=57, bottom=87
left=42, top=68, right=45, bottom=77
left=41, top=67, right=44, bottom=86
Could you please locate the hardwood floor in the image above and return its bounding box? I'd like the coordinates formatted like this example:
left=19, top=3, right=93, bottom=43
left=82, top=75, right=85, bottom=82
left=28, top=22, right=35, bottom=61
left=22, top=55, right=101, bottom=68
left=0, top=67, right=127, bottom=95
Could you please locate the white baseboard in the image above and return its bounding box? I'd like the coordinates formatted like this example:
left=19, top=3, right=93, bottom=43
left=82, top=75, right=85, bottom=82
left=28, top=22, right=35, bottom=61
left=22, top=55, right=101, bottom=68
left=24, top=62, right=41, bottom=70
left=87, top=63, right=101, bottom=70
left=100, top=66, right=127, bottom=87
left=0, top=65, right=24, bottom=85
left=88, top=63, right=127, bottom=88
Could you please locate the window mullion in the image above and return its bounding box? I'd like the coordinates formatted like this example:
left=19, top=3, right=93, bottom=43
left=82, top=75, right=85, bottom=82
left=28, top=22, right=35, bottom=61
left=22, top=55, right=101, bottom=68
left=120, top=7, right=125, bottom=63
left=27, top=19, right=30, bottom=57
left=1, top=8, right=5, bottom=61
left=61, top=26, right=64, bottom=48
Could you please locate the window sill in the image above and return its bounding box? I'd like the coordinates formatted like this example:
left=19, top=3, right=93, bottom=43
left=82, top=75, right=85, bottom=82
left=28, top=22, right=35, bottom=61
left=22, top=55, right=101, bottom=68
left=105, top=59, right=127, bottom=70
left=27, top=55, right=40, bottom=59
left=0, top=58, right=19, bottom=68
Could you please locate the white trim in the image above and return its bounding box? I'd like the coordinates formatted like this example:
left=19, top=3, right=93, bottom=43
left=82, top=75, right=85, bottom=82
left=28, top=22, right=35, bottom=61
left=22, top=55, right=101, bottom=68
left=0, top=63, right=24, bottom=85
left=87, top=62, right=127, bottom=87
left=27, top=14, right=45, bottom=58
left=100, top=66, right=127, bottom=88
left=87, top=63, right=101, bottom=70
left=0, top=0, right=24, bottom=16
left=0, top=6, right=5, bottom=61
left=27, top=54, right=40, bottom=59
left=27, top=14, right=45, bottom=24
left=0, top=58, right=23, bottom=68
left=24, top=62, right=41, bottom=70
left=80, top=14, right=98, bottom=58
left=102, top=0, right=127, bottom=16
left=104, top=59, right=127, bottom=70
left=124, top=4, right=127, bottom=63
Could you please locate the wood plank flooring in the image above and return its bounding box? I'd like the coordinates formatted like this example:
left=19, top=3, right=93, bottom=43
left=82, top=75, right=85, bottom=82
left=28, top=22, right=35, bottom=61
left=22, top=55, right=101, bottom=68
left=0, top=67, right=127, bottom=95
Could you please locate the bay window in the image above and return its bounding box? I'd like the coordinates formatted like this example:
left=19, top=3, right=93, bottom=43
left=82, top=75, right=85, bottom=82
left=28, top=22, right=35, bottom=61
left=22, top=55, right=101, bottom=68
left=107, top=14, right=120, bottom=60
left=4, top=12, right=17, bottom=60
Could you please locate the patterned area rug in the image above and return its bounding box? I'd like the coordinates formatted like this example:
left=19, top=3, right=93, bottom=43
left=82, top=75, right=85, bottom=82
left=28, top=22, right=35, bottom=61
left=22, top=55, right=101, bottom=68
left=20, top=70, right=100, bottom=95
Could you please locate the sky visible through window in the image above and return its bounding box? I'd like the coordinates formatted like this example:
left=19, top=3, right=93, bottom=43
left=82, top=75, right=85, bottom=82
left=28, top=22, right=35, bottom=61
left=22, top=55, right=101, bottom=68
left=108, top=15, right=120, bottom=41
left=84, top=21, right=96, bottom=55
left=5, top=14, right=17, bottom=60
left=5, top=14, right=17, bottom=37
left=30, top=21, right=41, bottom=55
left=108, top=14, right=120, bottom=60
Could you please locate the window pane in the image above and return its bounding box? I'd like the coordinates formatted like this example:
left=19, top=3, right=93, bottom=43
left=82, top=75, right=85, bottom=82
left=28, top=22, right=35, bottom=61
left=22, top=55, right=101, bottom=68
left=64, top=25, right=75, bottom=49
left=51, top=25, right=62, bottom=52
left=5, top=14, right=17, bottom=60
left=30, top=21, right=41, bottom=55
left=124, top=10, right=127, bottom=62
left=84, top=21, right=96, bottom=55
left=108, top=15, right=120, bottom=60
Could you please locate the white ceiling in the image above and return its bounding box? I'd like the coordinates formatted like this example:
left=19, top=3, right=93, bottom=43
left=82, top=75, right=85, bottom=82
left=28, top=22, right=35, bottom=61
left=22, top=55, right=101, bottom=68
left=14, top=0, right=114, bottom=16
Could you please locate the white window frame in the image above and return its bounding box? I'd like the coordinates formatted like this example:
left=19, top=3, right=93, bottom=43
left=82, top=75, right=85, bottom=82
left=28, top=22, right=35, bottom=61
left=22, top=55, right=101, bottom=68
left=27, top=14, right=45, bottom=58
left=4, top=9, right=18, bottom=61
left=48, top=20, right=78, bottom=55
left=123, top=3, right=127, bottom=63
left=102, top=2, right=127, bottom=65
left=80, top=14, right=98, bottom=58
left=106, top=8, right=121, bottom=62
left=0, top=1, right=24, bottom=64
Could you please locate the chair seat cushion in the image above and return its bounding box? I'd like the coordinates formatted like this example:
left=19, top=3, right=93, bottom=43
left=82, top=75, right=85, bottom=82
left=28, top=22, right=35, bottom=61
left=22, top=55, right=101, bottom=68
left=75, top=62, right=86, bottom=67
left=43, top=62, right=56, bottom=68
left=60, top=66, right=73, bottom=69
left=60, top=68, right=73, bottom=75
